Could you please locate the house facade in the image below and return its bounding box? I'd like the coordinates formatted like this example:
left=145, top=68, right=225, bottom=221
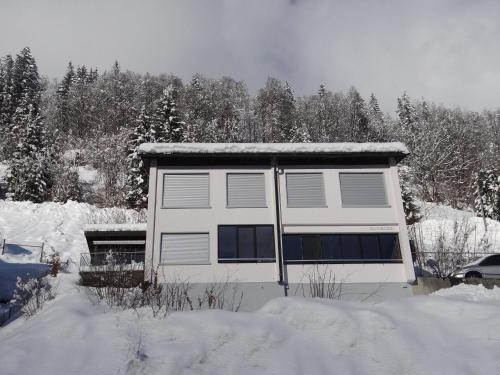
left=139, top=143, right=416, bottom=307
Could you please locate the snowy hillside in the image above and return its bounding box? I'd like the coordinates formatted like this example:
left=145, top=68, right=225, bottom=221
left=0, top=200, right=145, bottom=265
left=0, top=274, right=499, bottom=375
left=413, top=202, right=500, bottom=253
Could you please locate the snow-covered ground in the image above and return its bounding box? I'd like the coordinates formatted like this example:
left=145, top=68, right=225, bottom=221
left=412, top=202, right=500, bottom=253
left=0, top=274, right=499, bottom=375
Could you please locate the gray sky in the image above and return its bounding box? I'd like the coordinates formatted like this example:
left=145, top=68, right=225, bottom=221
left=1, top=0, right=499, bottom=112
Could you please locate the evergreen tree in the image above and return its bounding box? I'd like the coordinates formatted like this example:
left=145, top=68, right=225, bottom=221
left=125, top=106, right=151, bottom=209
left=397, top=92, right=418, bottom=131
left=7, top=98, right=49, bottom=202
left=12, top=47, right=40, bottom=113
left=473, top=169, right=500, bottom=221
left=398, top=166, right=421, bottom=225
left=150, top=88, right=185, bottom=143
left=347, top=87, right=370, bottom=141
left=57, top=62, right=75, bottom=96
left=0, top=55, right=15, bottom=132
left=368, top=93, right=386, bottom=141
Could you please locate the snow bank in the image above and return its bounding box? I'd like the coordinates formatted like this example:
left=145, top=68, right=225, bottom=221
left=0, top=276, right=499, bottom=375
left=433, top=283, right=500, bottom=302
left=138, top=142, right=409, bottom=155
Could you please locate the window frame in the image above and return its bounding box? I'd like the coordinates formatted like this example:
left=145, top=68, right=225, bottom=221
left=217, top=224, right=276, bottom=263
left=159, top=232, right=211, bottom=265
left=226, top=172, right=267, bottom=208
left=161, top=173, right=210, bottom=209
left=339, top=172, right=390, bottom=208
left=282, top=233, right=402, bottom=264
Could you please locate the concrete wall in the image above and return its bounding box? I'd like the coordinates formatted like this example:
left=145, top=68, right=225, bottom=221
left=145, top=160, right=415, bottom=287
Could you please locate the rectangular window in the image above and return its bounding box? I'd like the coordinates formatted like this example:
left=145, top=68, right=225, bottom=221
left=160, top=233, right=209, bottom=264
left=286, top=173, right=327, bottom=208
left=339, top=172, right=388, bottom=207
left=162, top=173, right=209, bottom=208
left=218, top=225, right=275, bottom=262
left=227, top=173, right=266, bottom=208
left=283, top=233, right=402, bottom=263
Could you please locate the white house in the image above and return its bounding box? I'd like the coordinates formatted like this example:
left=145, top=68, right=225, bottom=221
left=138, top=143, right=416, bottom=308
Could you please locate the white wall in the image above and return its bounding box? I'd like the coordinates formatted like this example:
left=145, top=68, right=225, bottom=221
left=145, top=162, right=415, bottom=285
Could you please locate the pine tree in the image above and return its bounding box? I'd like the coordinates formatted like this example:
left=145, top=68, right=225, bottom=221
left=397, top=92, right=418, bottom=131
left=398, top=166, right=421, bottom=225
left=368, top=93, right=386, bottom=141
left=57, top=62, right=75, bottom=96
left=12, top=47, right=40, bottom=113
left=473, top=169, right=500, bottom=221
left=125, top=106, right=151, bottom=209
left=347, top=87, right=370, bottom=141
left=150, top=88, right=185, bottom=143
left=7, top=98, right=49, bottom=202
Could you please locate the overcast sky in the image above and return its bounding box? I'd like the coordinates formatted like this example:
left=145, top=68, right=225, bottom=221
left=1, top=0, right=499, bottom=112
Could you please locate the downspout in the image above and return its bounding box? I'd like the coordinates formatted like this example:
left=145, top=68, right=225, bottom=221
left=149, top=160, right=159, bottom=284
left=272, top=157, right=288, bottom=296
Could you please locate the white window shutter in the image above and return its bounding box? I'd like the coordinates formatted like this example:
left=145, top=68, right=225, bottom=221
left=339, top=173, right=388, bottom=207
left=162, top=174, right=209, bottom=208
left=160, top=233, right=209, bottom=264
left=227, top=173, right=266, bottom=207
left=286, top=173, right=327, bottom=208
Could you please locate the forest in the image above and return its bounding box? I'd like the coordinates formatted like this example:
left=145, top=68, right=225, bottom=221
left=0, top=47, right=498, bottom=221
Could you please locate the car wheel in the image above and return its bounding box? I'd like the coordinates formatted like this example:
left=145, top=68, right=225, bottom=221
left=465, top=271, right=482, bottom=279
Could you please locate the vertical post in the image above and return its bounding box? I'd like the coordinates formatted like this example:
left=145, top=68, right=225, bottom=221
left=40, top=243, right=44, bottom=263
left=1, top=239, right=5, bottom=255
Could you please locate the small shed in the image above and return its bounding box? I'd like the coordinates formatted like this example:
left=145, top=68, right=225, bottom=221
left=80, top=223, right=147, bottom=286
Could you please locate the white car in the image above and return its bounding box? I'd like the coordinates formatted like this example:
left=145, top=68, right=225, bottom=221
left=451, top=254, right=500, bottom=279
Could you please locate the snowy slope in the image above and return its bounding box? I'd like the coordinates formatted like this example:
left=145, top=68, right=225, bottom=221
left=0, top=274, right=499, bottom=375
left=412, top=202, right=500, bottom=253
left=0, top=200, right=145, bottom=265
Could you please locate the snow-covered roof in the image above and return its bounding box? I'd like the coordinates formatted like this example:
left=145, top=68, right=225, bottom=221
left=84, top=223, right=147, bottom=233
left=138, top=142, right=409, bottom=156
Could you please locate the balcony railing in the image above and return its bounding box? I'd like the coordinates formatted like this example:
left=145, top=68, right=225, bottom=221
left=79, top=251, right=145, bottom=272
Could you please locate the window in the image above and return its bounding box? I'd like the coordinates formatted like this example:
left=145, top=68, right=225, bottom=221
left=162, top=173, right=209, bottom=208
left=283, top=233, right=402, bottom=263
left=339, top=173, right=388, bottom=207
left=160, top=233, right=209, bottom=264
left=480, top=255, right=500, bottom=266
left=218, top=225, right=275, bottom=262
left=286, top=173, right=327, bottom=208
left=227, top=173, right=266, bottom=208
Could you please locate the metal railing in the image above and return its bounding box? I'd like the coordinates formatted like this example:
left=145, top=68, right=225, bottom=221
left=79, top=251, right=145, bottom=272
left=1, top=239, right=45, bottom=262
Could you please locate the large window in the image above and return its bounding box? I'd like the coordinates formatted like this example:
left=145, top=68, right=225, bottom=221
left=218, top=225, right=275, bottom=262
left=160, top=233, right=210, bottom=265
left=339, top=173, right=388, bottom=207
left=283, top=233, right=402, bottom=263
left=162, top=173, right=209, bottom=208
left=286, top=173, right=327, bottom=208
left=227, top=173, right=266, bottom=208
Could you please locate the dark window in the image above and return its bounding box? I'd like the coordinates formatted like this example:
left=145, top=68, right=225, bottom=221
left=360, top=235, right=380, bottom=260
left=283, top=233, right=402, bottom=263
left=321, top=235, right=342, bottom=259
left=218, top=225, right=275, bottom=262
left=480, top=255, right=500, bottom=266
left=302, top=235, right=322, bottom=260
left=341, top=235, right=362, bottom=259
left=282, top=235, right=302, bottom=261
left=256, top=226, right=275, bottom=259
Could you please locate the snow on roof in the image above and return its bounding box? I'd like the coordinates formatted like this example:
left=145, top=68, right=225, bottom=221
left=138, top=142, right=409, bottom=156
left=84, top=223, right=147, bottom=233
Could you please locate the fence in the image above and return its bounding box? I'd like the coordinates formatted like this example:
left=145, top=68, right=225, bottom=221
left=1, top=239, right=45, bottom=262
left=79, top=251, right=145, bottom=272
